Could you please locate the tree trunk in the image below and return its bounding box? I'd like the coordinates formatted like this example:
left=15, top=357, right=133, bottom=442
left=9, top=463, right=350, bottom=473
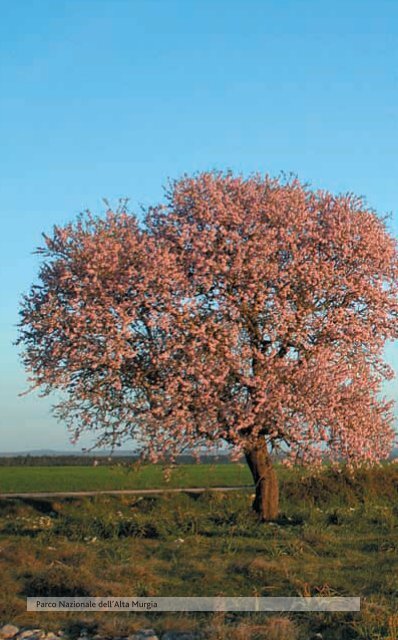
left=245, top=441, right=279, bottom=521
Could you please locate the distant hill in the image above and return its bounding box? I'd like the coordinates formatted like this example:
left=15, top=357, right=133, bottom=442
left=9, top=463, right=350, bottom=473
left=0, top=449, right=137, bottom=457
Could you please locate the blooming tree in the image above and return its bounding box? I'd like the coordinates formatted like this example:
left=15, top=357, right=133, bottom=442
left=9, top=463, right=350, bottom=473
left=18, top=173, right=398, bottom=520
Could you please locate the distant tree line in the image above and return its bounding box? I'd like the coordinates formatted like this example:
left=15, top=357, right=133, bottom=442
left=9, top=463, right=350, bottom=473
left=0, top=454, right=242, bottom=466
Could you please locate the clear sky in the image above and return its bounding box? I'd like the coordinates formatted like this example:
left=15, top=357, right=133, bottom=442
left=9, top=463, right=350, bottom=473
left=1, top=0, right=398, bottom=452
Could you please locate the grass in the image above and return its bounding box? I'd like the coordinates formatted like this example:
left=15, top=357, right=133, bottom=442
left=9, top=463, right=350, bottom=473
left=1, top=463, right=398, bottom=639
left=0, top=463, right=254, bottom=493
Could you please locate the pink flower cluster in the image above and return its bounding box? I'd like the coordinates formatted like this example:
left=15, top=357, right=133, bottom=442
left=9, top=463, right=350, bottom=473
left=18, top=173, right=398, bottom=465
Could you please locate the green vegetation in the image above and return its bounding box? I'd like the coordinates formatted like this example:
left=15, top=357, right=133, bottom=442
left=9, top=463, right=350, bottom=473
left=0, top=463, right=254, bottom=493
left=1, top=464, right=398, bottom=638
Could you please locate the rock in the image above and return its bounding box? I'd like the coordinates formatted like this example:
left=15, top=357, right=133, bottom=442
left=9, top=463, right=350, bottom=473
left=128, top=631, right=159, bottom=640
left=17, top=632, right=43, bottom=640
left=28, top=634, right=58, bottom=640
left=0, top=626, right=19, bottom=639
left=310, top=635, right=323, bottom=640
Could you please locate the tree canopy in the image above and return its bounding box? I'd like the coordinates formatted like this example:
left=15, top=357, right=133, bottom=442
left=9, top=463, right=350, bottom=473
left=18, top=173, right=398, bottom=474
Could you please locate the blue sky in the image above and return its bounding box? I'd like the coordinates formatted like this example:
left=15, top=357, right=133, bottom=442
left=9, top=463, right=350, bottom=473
left=1, top=0, right=398, bottom=452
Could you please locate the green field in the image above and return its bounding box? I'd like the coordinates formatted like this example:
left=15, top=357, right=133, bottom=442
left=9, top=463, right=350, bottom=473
left=1, top=464, right=398, bottom=639
left=0, top=463, right=255, bottom=493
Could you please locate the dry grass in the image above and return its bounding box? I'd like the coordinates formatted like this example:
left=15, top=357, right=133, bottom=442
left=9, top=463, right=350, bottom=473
left=1, top=465, right=398, bottom=638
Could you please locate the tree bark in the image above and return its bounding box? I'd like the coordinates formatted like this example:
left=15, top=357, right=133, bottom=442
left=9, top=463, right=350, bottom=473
left=245, top=441, right=279, bottom=521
